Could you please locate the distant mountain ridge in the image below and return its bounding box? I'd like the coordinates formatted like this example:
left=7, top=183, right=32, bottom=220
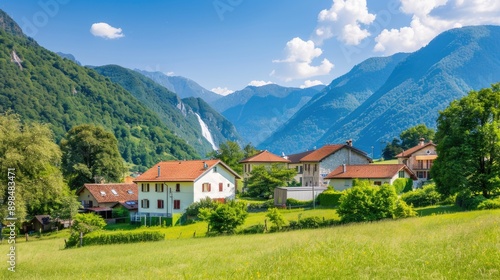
left=94, top=65, right=243, bottom=157
left=136, top=70, right=222, bottom=104
left=262, top=25, right=500, bottom=157
left=222, top=85, right=324, bottom=145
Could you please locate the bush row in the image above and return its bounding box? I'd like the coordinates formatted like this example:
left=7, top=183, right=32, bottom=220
left=317, top=189, right=342, bottom=207
left=66, top=230, right=164, bottom=247
left=400, top=184, right=442, bottom=207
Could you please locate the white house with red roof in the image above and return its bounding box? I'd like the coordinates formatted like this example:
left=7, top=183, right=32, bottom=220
left=299, top=141, right=372, bottom=187
left=396, top=138, right=437, bottom=182
left=133, top=159, right=240, bottom=219
left=325, top=164, right=417, bottom=191
left=239, top=150, right=290, bottom=180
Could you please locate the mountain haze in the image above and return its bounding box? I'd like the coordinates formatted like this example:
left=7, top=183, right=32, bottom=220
left=263, top=25, right=500, bottom=157
left=223, top=85, right=324, bottom=145
left=136, top=70, right=222, bottom=104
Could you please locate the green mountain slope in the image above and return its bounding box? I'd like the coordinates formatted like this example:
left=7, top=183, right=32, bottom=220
left=0, top=11, right=198, bottom=169
left=94, top=65, right=242, bottom=156
left=316, top=25, right=500, bottom=157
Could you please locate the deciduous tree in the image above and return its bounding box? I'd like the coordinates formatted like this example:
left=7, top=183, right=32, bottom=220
left=0, top=113, right=68, bottom=223
left=247, top=164, right=296, bottom=197
left=61, top=124, right=125, bottom=189
left=432, top=83, right=500, bottom=197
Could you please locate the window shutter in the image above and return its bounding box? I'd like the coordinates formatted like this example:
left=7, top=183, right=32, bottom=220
left=208, top=183, right=211, bottom=192
left=219, top=183, right=223, bottom=192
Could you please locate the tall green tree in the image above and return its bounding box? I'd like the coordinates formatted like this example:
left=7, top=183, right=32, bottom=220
left=61, top=124, right=125, bottom=189
left=207, top=140, right=244, bottom=174
left=382, top=124, right=435, bottom=159
left=247, top=164, right=297, bottom=197
left=432, top=83, right=500, bottom=197
left=0, top=113, right=68, bottom=222
left=400, top=124, right=435, bottom=149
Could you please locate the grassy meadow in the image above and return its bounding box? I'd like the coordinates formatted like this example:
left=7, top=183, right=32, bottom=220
left=1, top=209, right=499, bottom=279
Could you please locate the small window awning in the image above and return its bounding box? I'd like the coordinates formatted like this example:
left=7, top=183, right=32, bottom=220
left=415, top=155, right=437, bottom=160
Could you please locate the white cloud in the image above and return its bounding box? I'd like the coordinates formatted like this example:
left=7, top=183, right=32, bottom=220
left=300, top=80, right=324, bottom=89
left=314, top=0, right=375, bottom=45
left=248, top=80, right=274, bottom=87
left=165, top=71, right=175, bottom=76
left=272, top=37, right=334, bottom=82
left=211, top=87, right=234, bottom=96
left=374, top=0, right=500, bottom=54
left=90, top=22, right=124, bottom=39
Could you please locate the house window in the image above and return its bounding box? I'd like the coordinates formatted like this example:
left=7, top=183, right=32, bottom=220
left=100, top=191, right=106, bottom=196
left=374, top=181, right=382, bottom=186
left=219, top=183, right=223, bottom=192
left=174, top=200, right=180, bottom=210
left=127, top=190, right=134, bottom=194
left=155, top=183, right=164, bottom=192
left=141, top=199, right=150, bottom=209
left=141, top=183, right=150, bottom=192
left=398, top=171, right=405, bottom=178
left=176, top=183, right=180, bottom=192
left=111, top=189, right=118, bottom=196
left=214, top=166, right=217, bottom=172
left=314, top=164, right=317, bottom=172
left=157, top=199, right=164, bottom=209
left=202, top=183, right=211, bottom=192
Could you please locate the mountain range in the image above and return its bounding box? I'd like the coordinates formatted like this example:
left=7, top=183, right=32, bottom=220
left=260, top=25, right=500, bottom=157
left=218, top=84, right=324, bottom=145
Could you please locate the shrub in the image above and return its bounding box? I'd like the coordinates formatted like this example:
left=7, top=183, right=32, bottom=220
left=393, top=178, right=413, bottom=194
left=72, top=213, right=106, bottom=235
left=476, top=197, right=500, bottom=210
left=338, top=184, right=414, bottom=223
left=393, top=200, right=417, bottom=218
left=286, top=198, right=312, bottom=208
left=317, top=189, right=342, bottom=207
left=401, top=184, right=442, bottom=207
left=204, top=201, right=248, bottom=234
left=81, top=230, right=164, bottom=246
left=455, top=191, right=487, bottom=210
left=246, top=199, right=274, bottom=211
left=185, top=197, right=219, bottom=218
left=239, top=224, right=266, bottom=234
left=266, top=208, right=286, bottom=230
left=299, top=216, right=322, bottom=229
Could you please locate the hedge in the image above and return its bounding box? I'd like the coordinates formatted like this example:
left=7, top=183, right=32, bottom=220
left=82, top=230, right=165, bottom=246
left=317, top=190, right=342, bottom=207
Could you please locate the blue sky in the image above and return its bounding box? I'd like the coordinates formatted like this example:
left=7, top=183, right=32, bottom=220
left=1, top=0, right=499, bottom=94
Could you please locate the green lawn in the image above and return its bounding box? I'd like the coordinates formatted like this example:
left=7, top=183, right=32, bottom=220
left=1, top=209, right=499, bottom=279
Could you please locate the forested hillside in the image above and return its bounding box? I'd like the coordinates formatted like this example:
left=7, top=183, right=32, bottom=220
left=0, top=12, right=198, bottom=170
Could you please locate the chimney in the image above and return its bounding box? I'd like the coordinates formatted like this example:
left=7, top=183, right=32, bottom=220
left=203, top=162, right=208, bottom=169
left=419, top=138, right=425, bottom=146
left=346, top=139, right=353, bottom=147
left=342, top=164, right=346, bottom=173
left=157, top=165, right=161, bottom=177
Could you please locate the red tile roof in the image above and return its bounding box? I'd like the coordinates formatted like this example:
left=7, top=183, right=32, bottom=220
left=78, top=183, right=138, bottom=204
left=300, top=144, right=371, bottom=162
left=325, top=164, right=417, bottom=180
left=239, top=150, right=290, bottom=163
left=396, top=142, right=436, bottom=158
left=134, top=159, right=241, bottom=182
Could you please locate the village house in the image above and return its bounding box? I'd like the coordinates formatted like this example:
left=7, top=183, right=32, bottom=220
left=396, top=138, right=437, bottom=184
left=239, top=150, right=290, bottom=181
left=133, top=159, right=240, bottom=221
left=325, top=164, right=417, bottom=191
left=299, top=141, right=372, bottom=187
left=76, top=183, right=139, bottom=219
left=286, top=150, right=315, bottom=185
